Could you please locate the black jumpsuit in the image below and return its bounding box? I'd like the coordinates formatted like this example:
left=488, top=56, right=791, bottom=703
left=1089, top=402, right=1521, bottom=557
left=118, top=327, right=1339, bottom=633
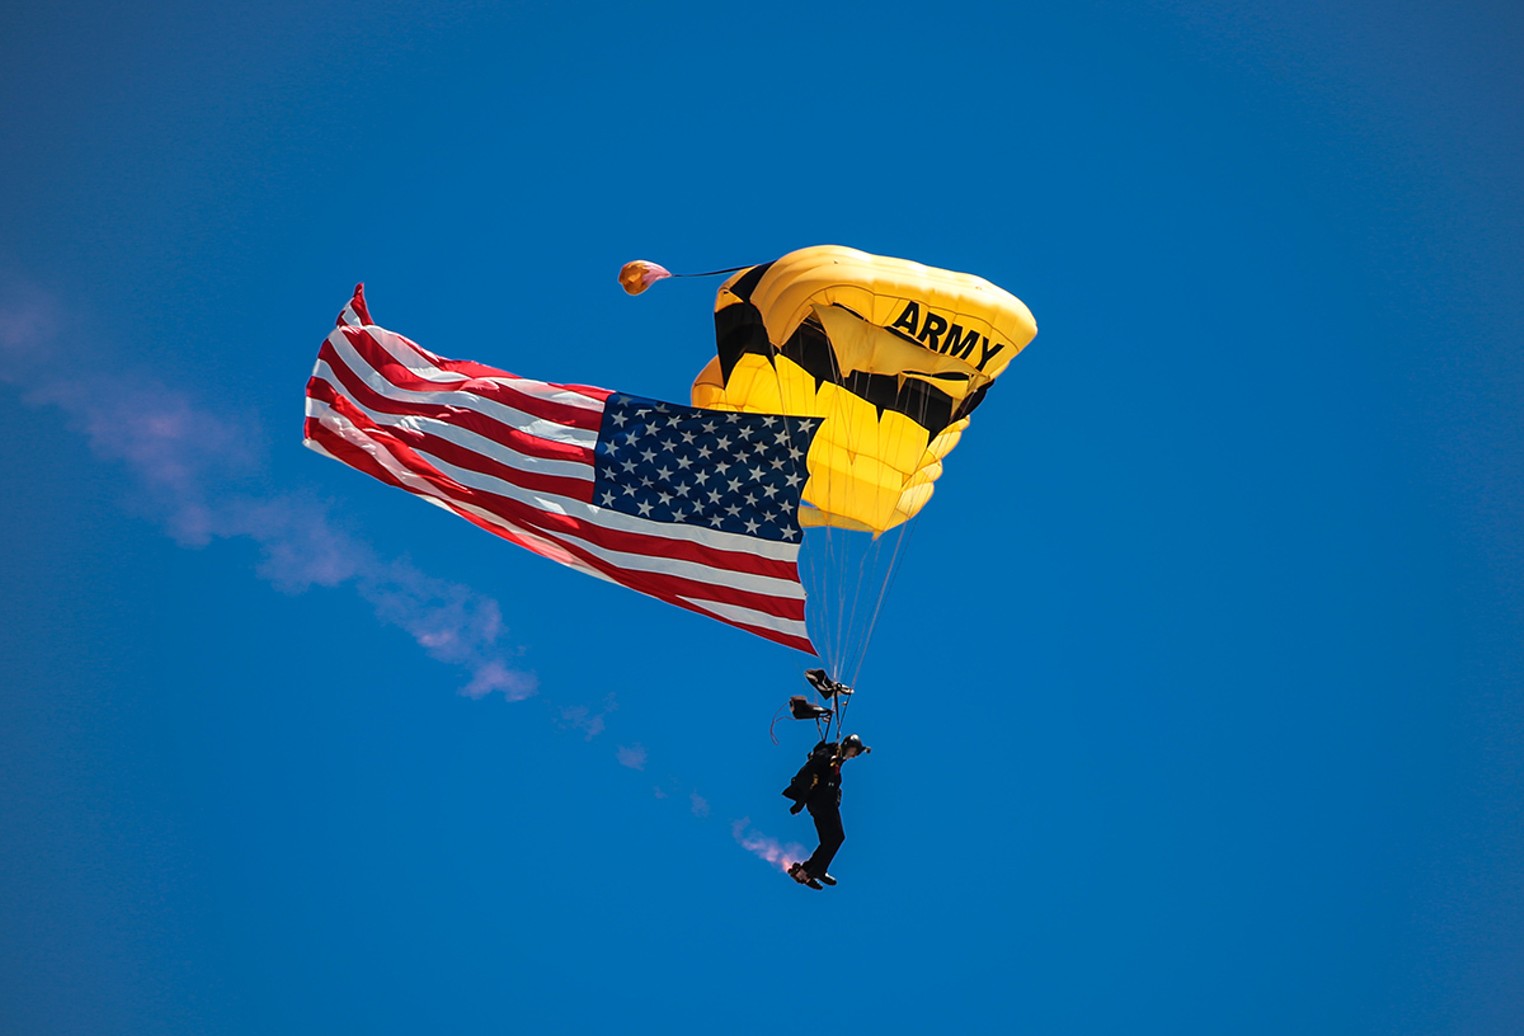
left=785, top=742, right=847, bottom=879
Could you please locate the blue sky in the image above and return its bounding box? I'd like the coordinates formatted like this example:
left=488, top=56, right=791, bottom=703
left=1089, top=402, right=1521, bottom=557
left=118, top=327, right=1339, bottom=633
left=3, top=1, right=1521, bottom=1033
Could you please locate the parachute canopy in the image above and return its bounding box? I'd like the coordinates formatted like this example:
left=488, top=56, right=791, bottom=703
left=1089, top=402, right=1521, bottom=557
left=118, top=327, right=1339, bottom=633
left=689, top=245, right=1037, bottom=534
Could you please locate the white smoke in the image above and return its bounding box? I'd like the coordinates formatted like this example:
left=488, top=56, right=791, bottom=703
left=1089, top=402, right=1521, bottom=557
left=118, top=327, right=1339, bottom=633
left=731, top=818, right=808, bottom=873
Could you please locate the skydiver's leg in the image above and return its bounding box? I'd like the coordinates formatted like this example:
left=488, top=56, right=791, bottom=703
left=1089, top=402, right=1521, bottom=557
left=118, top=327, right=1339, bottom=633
left=802, top=802, right=845, bottom=877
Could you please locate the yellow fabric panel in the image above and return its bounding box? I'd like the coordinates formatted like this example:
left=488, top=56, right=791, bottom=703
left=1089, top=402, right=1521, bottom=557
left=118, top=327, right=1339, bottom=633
left=729, top=245, right=1036, bottom=383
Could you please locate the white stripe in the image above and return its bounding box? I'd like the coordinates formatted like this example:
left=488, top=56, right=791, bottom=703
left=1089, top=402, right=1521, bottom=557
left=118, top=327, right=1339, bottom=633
left=674, top=594, right=812, bottom=640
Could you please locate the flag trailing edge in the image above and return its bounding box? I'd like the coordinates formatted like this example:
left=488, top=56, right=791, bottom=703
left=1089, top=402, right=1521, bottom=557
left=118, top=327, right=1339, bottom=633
left=303, top=284, right=820, bottom=654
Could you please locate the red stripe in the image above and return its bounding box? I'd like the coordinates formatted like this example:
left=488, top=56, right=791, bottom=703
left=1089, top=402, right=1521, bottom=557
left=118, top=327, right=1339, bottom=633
left=338, top=327, right=607, bottom=431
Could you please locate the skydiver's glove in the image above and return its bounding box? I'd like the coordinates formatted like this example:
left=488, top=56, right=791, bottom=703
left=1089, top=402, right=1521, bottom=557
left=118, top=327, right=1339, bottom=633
left=790, top=801, right=804, bottom=815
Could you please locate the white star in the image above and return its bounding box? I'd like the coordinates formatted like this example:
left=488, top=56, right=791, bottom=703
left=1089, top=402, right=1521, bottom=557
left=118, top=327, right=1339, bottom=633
left=749, top=466, right=766, bottom=482
left=681, top=430, right=696, bottom=444
left=622, top=484, right=639, bottom=497
left=675, top=482, right=691, bottom=497
left=737, top=425, right=754, bottom=440
left=744, top=519, right=760, bottom=534
left=601, top=491, right=615, bottom=505
left=657, top=491, right=672, bottom=505
left=785, top=472, right=802, bottom=487
left=762, top=484, right=779, bottom=498
left=715, top=436, right=731, bottom=450
left=727, top=477, right=743, bottom=492
left=636, top=407, right=651, bottom=417
left=656, top=465, right=672, bottom=480
left=709, top=515, right=726, bottom=527
left=725, top=503, right=742, bottom=517
left=693, top=470, right=710, bottom=485
left=761, top=415, right=777, bottom=426
left=726, top=412, right=740, bottom=422
left=797, top=419, right=816, bottom=431
left=621, top=458, right=638, bottom=472
left=745, top=493, right=758, bottom=506
left=707, top=489, right=722, bottom=503
left=613, top=411, right=628, bottom=426
left=770, top=457, right=785, bottom=469
left=675, top=455, right=692, bottom=470
left=788, top=446, right=803, bottom=459
left=774, top=429, right=792, bottom=444
left=641, top=448, right=657, bottom=463
left=697, top=445, right=712, bottom=459
left=701, top=420, right=717, bottom=433
left=714, top=460, right=731, bottom=474
left=637, top=500, right=654, bottom=516
left=782, top=527, right=798, bottom=540
left=666, top=413, right=683, bottom=427
left=671, top=508, right=685, bottom=521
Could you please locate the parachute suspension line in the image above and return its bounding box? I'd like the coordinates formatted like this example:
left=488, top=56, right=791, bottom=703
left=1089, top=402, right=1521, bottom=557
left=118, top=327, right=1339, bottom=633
left=845, top=521, right=915, bottom=694
left=668, top=265, right=753, bottom=279
left=837, top=360, right=940, bottom=696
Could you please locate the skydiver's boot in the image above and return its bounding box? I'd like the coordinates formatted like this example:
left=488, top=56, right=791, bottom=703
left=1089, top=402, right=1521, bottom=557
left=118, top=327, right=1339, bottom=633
left=788, top=862, right=823, bottom=890
left=817, top=872, right=837, bottom=886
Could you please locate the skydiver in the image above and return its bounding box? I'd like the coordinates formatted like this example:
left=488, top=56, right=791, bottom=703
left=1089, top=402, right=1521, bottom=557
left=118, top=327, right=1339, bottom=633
left=782, top=733, right=870, bottom=889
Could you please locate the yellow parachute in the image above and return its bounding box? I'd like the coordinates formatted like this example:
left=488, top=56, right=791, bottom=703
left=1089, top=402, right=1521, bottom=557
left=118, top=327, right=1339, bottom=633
left=620, top=245, right=1036, bottom=678
left=686, top=245, right=1037, bottom=534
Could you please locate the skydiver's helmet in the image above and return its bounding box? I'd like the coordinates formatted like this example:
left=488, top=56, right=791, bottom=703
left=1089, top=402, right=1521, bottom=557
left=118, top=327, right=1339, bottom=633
left=841, top=733, right=872, bottom=757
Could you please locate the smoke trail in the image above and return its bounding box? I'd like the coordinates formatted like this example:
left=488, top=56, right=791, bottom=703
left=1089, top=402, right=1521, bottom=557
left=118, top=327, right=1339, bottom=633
left=731, top=818, right=807, bottom=873
left=0, top=275, right=534, bottom=701
left=2, top=274, right=770, bottom=870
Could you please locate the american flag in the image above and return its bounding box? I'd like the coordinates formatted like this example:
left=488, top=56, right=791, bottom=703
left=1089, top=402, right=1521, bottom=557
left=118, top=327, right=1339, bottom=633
left=303, top=285, right=821, bottom=653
